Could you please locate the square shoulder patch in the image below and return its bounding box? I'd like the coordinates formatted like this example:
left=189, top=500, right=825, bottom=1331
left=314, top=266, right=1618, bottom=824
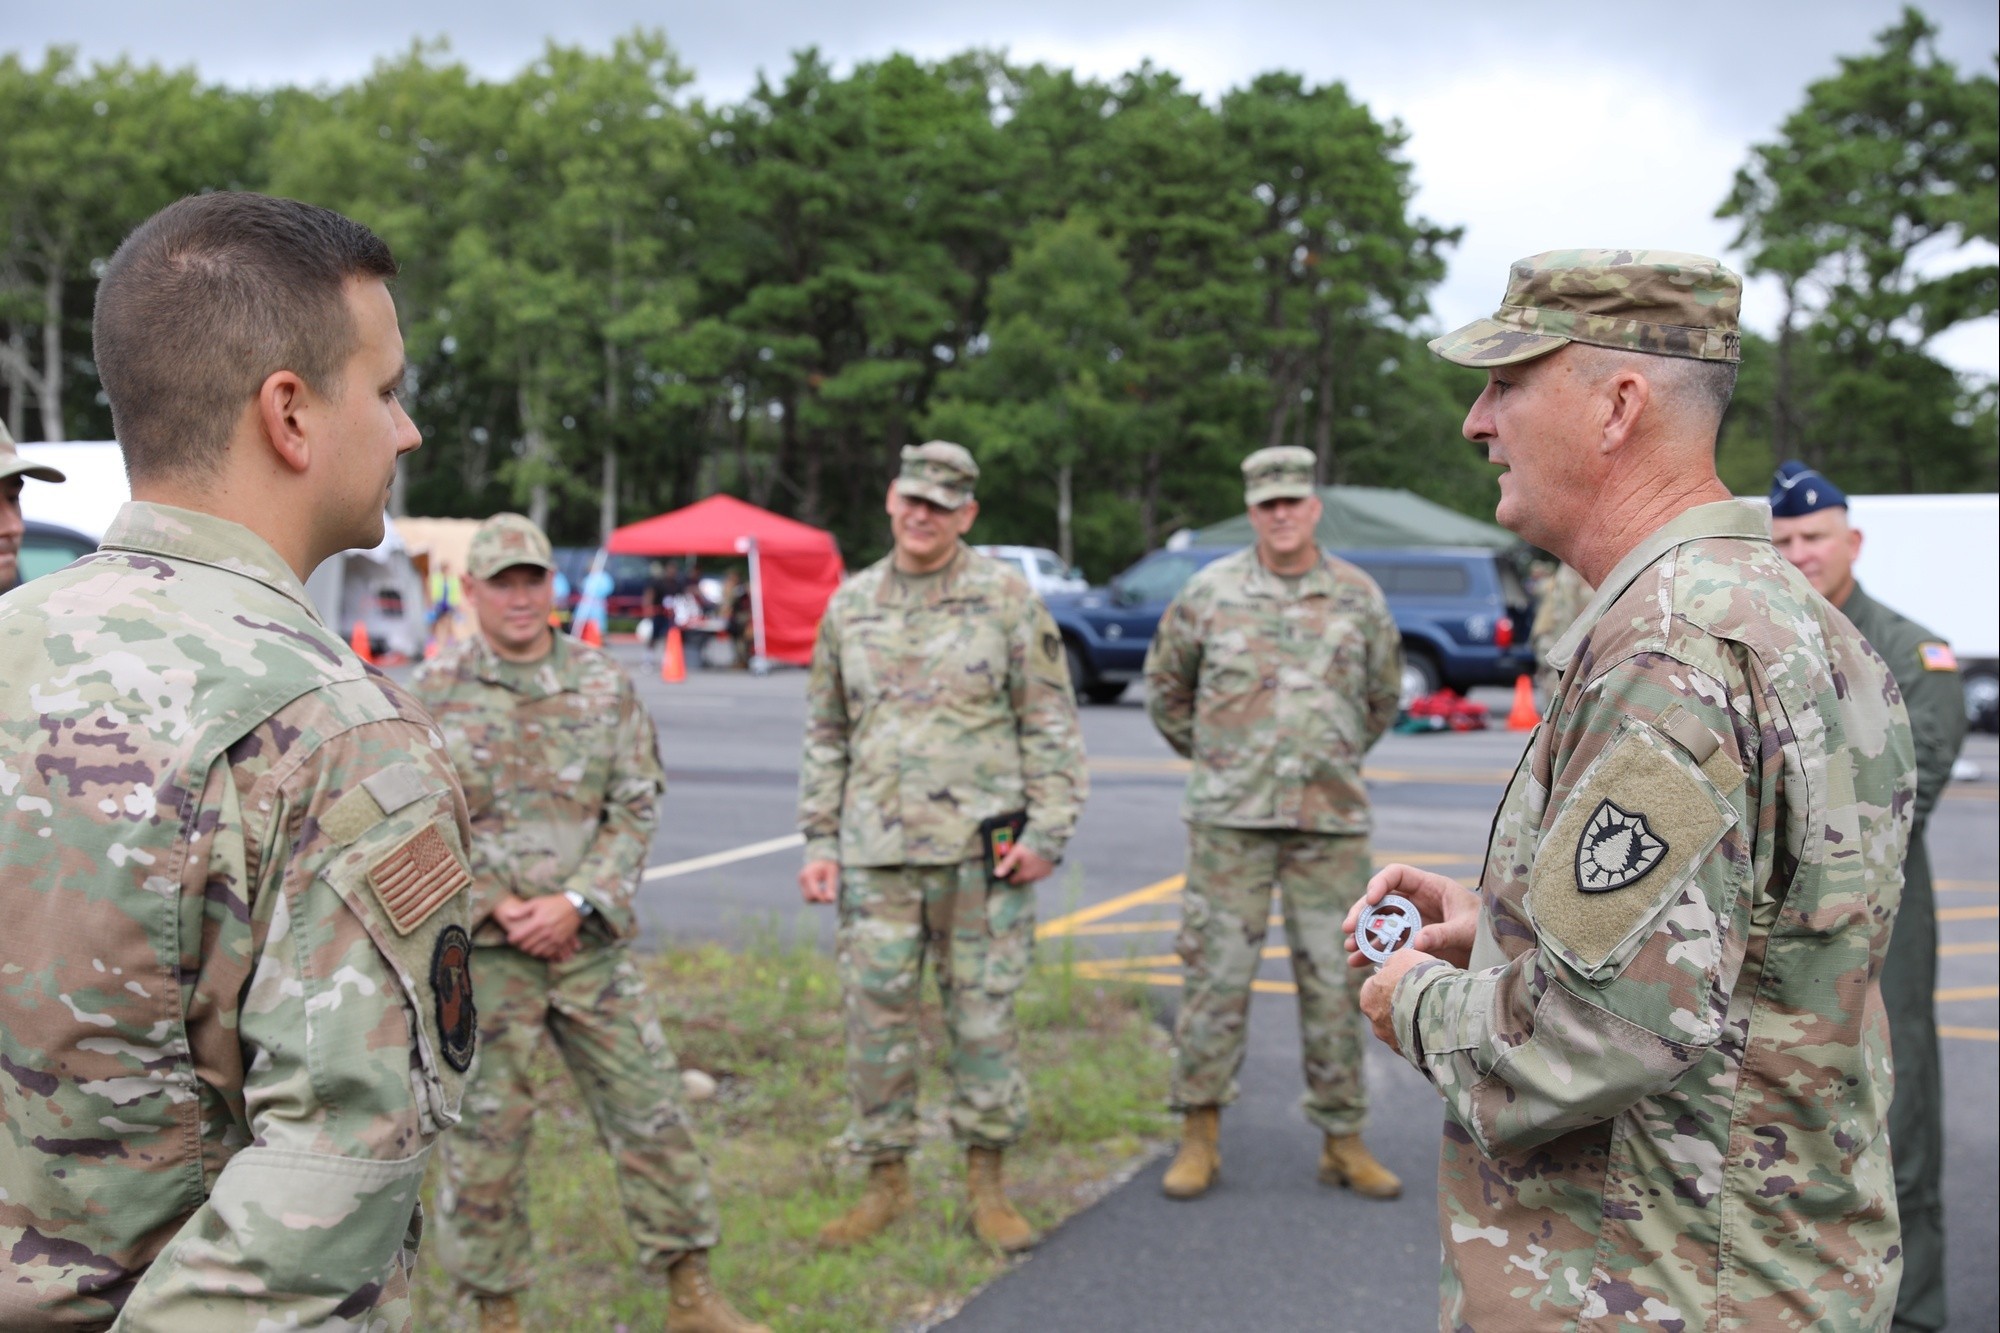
left=1527, top=722, right=1736, bottom=981
left=367, top=823, right=472, bottom=936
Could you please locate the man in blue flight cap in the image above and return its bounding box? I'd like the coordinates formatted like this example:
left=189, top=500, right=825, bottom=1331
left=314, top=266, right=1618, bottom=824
left=1770, top=460, right=1966, bottom=1333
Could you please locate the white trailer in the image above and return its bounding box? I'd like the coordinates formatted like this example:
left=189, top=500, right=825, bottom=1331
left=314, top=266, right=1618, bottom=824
left=1844, top=493, right=1999, bottom=731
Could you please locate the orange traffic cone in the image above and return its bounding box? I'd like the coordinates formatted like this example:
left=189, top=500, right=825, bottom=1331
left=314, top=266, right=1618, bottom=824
left=350, top=621, right=375, bottom=665
left=1506, top=674, right=1540, bottom=731
left=661, top=626, right=686, bottom=683
left=580, top=618, right=603, bottom=647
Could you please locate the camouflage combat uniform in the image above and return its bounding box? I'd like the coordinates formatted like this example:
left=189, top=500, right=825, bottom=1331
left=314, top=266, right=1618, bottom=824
left=1145, top=544, right=1401, bottom=1133
left=1838, top=582, right=1965, bottom=1333
left=1388, top=502, right=1916, bottom=1329
left=798, top=542, right=1087, bottom=1156
left=0, top=502, right=476, bottom=1331
left=412, top=627, right=720, bottom=1294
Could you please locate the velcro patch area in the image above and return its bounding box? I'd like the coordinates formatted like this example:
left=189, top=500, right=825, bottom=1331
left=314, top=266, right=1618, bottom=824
left=362, top=762, right=433, bottom=815
left=319, top=786, right=386, bottom=847
left=367, top=822, right=471, bottom=936
left=1528, top=723, right=1733, bottom=980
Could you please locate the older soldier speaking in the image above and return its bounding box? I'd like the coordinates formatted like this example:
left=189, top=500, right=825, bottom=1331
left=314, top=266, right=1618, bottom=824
left=0, top=193, right=476, bottom=1328
left=798, top=441, right=1088, bottom=1253
left=1346, top=251, right=1915, bottom=1329
left=1771, top=462, right=1966, bottom=1333
left=413, top=514, right=764, bottom=1333
left=1144, top=445, right=1403, bottom=1202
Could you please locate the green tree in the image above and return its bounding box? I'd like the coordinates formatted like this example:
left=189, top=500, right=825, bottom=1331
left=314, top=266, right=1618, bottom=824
left=0, top=50, right=258, bottom=440
left=1719, top=6, right=1998, bottom=489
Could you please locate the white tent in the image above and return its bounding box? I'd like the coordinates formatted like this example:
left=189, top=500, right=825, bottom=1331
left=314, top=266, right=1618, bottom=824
left=16, top=439, right=427, bottom=656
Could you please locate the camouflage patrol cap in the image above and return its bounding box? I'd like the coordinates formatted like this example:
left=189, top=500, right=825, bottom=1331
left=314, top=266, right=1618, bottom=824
left=1242, top=446, right=1316, bottom=505
left=1430, top=249, right=1742, bottom=368
left=895, top=440, right=979, bottom=510
left=0, top=420, right=65, bottom=483
left=466, top=512, right=556, bottom=580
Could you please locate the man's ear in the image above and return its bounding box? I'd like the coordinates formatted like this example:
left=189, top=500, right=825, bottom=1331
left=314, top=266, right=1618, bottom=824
left=1599, top=368, right=1652, bottom=455
left=256, top=369, right=313, bottom=474
left=956, top=498, right=979, bottom=532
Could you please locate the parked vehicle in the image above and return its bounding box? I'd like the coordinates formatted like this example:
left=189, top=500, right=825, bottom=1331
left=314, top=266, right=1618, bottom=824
left=550, top=548, right=657, bottom=622
left=974, top=544, right=1090, bottom=597
left=1045, top=545, right=1535, bottom=705
left=16, top=519, right=97, bottom=584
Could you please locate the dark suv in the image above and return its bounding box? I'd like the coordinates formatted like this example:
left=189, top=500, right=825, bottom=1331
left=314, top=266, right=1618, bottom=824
left=1046, top=545, right=1535, bottom=705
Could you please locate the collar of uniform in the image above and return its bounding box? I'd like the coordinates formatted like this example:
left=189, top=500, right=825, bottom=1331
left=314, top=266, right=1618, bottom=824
left=1547, top=498, right=1772, bottom=673
left=1242, top=548, right=1335, bottom=600
left=470, top=626, right=572, bottom=696
left=876, top=542, right=971, bottom=605
left=98, top=501, right=320, bottom=622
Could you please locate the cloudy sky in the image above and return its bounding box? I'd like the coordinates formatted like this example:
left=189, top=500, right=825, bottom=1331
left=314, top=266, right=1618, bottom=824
left=18, top=1, right=2000, bottom=374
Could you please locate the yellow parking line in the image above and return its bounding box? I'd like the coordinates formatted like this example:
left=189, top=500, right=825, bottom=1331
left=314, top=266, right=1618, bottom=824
left=1084, top=755, right=1518, bottom=786
left=1038, top=875, right=1184, bottom=939
left=1940, top=1026, right=1999, bottom=1042
left=1937, top=880, right=1998, bottom=893
left=1063, top=920, right=1179, bottom=936
left=1940, top=941, right=1997, bottom=956
left=1943, top=785, right=1996, bottom=802
left=1937, top=985, right=2000, bottom=1003
left=1940, top=905, right=1999, bottom=922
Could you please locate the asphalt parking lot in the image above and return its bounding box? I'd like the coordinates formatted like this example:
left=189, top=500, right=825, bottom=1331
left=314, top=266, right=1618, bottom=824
left=618, top=653, right=1999, bottom=1331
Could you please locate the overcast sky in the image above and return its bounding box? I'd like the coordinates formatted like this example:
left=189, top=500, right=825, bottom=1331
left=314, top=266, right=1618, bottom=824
left=17, top=1, right=2000, bottom=375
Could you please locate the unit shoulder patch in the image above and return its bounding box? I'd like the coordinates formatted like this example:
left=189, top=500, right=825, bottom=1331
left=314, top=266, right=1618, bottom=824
left=367, top=822, right=472, bottom=936
left=1919, top=641, right=1958, bottom=672
left=1575, top=799, right=1668, bottom=892
left=430, top=924, right=477, bottom=1073
left=1042, top=630, right=1062, bottom=665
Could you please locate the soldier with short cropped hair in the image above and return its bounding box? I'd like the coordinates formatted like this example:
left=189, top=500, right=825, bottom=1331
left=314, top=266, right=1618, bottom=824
left=1349, top=250, right=1915, bottom=1329
left=1144, top=445, right=1404, bottom=1202
left=0, top=191, right=475, bottom=1328
left=798, top=441, right=1088, bottom=1253
left=414, top=513, right=765, bottom=1333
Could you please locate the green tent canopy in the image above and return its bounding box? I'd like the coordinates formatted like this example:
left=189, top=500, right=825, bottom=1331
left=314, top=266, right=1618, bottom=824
left=1187, top=485, right=1518, bottom=551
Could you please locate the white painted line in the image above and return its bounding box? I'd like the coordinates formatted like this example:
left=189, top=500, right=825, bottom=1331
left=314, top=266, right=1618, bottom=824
left=642, top=833, right=805, bottom=882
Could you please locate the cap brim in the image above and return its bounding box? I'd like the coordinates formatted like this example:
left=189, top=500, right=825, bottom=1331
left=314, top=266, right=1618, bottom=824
left=893, top=478, right=969, bottom=510
left=1, top=460, right=66, bottom=483
left=470, top=556, right=556, bottom=580
left=1245, top=483, right=1315, bottom=506
left=1428, top=318, right=1570, bottom=368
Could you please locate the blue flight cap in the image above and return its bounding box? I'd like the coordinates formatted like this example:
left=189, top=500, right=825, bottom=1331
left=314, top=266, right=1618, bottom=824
left=1769, top=460, right=1847, bottom=518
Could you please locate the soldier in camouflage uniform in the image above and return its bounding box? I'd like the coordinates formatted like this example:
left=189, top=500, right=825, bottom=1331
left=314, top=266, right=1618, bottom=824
left=1348, top=251, right=1917, bottom=1329
left=1143, top=445, right=1404, bottom=1202
left=1528, top=561, right=1591, bottom=702
left=1771, top=462, right=1966, bottom=1333
left=797, top=441, right=1088, bottom=1252
left=413, top=514, right=765, bottom=1333
left=0, top=192, right=477, bottom=1330
left=1, top=421, right=67, bottom=593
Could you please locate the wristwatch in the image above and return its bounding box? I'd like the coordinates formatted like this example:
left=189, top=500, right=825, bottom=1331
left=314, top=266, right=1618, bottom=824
left=562, top=890, right=595, bottom=918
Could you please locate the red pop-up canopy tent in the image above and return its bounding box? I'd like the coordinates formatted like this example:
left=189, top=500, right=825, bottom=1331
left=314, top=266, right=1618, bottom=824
left=606, top=494, right=845, bottom=667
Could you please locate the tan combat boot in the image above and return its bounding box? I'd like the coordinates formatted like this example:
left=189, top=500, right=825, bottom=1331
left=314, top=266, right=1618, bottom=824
left=665, top=1251, right=770, bottom=1333
left=1318, top=1133, right=1402, bottom=1199
left=965, top=1146, right=1036, bottom=1252
left=1161, top=1106, right=1221, bottom=1200
left=474, top=1293, right=524, bottom=1333
left=814, top=1155, right=912, bottom=1248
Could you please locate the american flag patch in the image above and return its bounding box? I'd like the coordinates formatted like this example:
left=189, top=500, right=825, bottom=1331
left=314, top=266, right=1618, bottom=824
left=1919, top=642, right=1958, bottom=672
left=367, top=824, right=471, bottom=935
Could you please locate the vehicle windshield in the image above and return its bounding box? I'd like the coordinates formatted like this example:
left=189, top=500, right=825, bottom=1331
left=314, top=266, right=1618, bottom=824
left=1117, top=552, right=1208, bottom=603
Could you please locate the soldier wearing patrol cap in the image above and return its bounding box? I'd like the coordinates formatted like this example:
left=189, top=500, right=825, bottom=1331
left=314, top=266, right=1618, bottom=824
left=1771, top=460, right=1965, bottom=1333
left=798, top=440, right=1088, bottom=1252
left=1, top=191, right=477, bottom=1328
left=412, top=513, right=766, bottom=1333
left=1345, top=250, right=1915, bottom=1329
left=1143, top=445, right=1404, bottom=1202
left=0, top=420, right=66, bottom=593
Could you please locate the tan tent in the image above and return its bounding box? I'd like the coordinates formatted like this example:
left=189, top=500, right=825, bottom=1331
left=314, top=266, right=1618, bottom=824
left=394, top=516, right=484, bottom=642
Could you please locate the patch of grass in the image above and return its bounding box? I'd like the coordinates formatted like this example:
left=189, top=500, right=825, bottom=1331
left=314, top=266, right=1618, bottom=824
left=411, top=931, right=1172, bottom=1331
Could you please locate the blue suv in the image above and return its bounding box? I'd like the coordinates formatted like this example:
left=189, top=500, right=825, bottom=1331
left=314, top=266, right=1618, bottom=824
left=1045, top=545, right=1535, bottom=705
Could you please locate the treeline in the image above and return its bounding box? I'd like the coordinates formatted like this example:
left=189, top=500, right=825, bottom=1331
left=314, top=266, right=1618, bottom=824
left=2, top=12, right=1993, bottom=574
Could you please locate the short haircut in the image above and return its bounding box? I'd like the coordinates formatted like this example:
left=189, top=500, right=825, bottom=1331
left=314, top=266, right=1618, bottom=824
left=93, top=192, right=398, bottom=483
left=1573, top=344, right=1738, bottom=430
